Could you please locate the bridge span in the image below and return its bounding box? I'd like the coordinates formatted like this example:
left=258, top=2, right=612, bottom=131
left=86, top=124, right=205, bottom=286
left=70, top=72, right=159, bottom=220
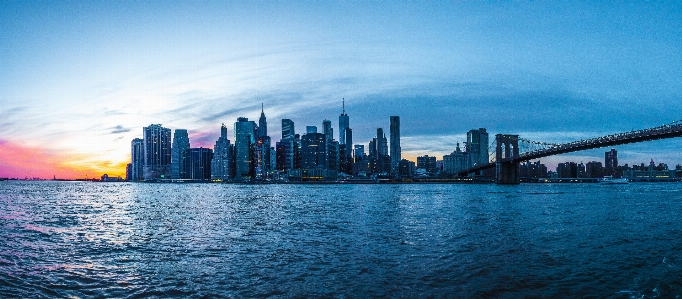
left=457, top=121, right=682, bottom=184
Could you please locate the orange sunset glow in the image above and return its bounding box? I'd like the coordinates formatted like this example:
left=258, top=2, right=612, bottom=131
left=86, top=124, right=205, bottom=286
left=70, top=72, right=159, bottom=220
left=0, top=139, right=126, bottom=180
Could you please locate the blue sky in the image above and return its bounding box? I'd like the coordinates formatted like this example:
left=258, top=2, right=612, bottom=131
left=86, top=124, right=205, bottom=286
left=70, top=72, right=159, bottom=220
left=1, top=1, right=682, bottom=178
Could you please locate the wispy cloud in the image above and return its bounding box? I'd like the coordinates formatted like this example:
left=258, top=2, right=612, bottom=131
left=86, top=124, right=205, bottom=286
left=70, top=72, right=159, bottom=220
left=108, top=125, right=131, bottom=134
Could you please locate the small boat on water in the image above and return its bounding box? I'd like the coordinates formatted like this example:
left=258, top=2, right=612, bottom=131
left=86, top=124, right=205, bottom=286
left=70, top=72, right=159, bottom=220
left=600, top=176, right=629, bottom=184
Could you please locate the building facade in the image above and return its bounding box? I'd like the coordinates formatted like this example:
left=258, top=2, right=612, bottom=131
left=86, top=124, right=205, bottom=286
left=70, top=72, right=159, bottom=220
left=339, top=99, right=349, bottom=145
left=443, top=143, right=468, bottom=174
left=390, top=116, right=401, bottom=175
left=130, top=138, right=144, bottom=181
left=171, top=129, right=190, bottom=179
left=466, top=128, right=489, bottom=170
left=143, top=124, right=172, bottom=180
left=183, top=148, right=213, bottom=180
left=234, top=117, right=256, bottom=180
left=211, top=124, right=233, bottom=181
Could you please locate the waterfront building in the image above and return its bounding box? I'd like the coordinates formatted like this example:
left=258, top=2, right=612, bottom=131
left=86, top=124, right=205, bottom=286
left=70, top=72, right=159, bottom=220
left=183, top=148, right=213, bottom=180
left=125, top=163, right=132, bottom=181
left=258, top=104, right=268, bottom=138
left=143, top=124, right=172, bottom=180
left=557, top=162, right=578, bottom=178
left=368, top=139, right=377, bottom=159
left=339, top=99, right=349, bottom=145
left=623, top=159, right=677, bottom=180
left=466, top=128, right=489, bottom=170
left=605, top=149, right=618, bottom=176
left=211, top=124, right=234, bottom=181
left=354, top=144, right=365, bottom=161
left=171, top=129, right=190, bottom=179
left=586, top=161, right=604, bottom=178
left=255, top=136, right=272, bottom=179
left=301, top=132, right=327, bottom=170
left=399, top=159, right=415, bottom=177
left=519, top=161, right=548, bottom=178
left=277, top=119, right=296, bottom=172
left=282, top=119, right=295, bottom=140
left=130, top=138, right=144, bottom=181
left=323, top=119, right=334, bottom=170
left=234, top=117, right=256, bottom=180
left=417, top=155, right=437, bottom=175
left=390, top=116, right=401, bottom=175
left=377, top=128, right=388, bottom=158
left=443, top=142, right=468, bottom=174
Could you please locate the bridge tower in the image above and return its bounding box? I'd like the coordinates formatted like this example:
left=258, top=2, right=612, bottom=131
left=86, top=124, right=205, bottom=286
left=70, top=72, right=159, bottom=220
left=496, top=134, right=520, bottom=184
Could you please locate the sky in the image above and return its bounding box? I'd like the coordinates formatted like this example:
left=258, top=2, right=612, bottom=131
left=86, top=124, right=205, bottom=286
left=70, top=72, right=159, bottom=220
left=1, top=1, right=682, bottom=179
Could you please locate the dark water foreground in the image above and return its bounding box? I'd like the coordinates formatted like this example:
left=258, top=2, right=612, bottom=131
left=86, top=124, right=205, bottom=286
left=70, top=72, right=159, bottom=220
left=1, top=181, right=681, bottom=298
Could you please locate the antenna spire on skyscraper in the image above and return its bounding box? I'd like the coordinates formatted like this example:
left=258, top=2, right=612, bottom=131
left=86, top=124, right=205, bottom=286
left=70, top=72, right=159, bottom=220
left=343, top=98, right=345, bottom=114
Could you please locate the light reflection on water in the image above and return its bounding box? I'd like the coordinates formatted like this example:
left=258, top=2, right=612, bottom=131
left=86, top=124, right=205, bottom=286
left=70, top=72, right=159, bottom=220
left=1, top=181, right=682, bottom=298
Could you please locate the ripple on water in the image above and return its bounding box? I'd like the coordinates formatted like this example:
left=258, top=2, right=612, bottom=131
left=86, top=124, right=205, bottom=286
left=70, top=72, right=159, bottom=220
left=1, top=181, right=682, bottom=297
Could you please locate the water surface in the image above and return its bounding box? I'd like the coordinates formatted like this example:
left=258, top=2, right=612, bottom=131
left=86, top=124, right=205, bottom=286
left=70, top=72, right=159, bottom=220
left=1, top=181, right=681, bottom=298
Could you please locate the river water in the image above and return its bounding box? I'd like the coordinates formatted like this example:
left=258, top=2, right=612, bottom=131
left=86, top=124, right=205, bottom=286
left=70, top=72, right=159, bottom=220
left=1, top=181, right=681, bottom=298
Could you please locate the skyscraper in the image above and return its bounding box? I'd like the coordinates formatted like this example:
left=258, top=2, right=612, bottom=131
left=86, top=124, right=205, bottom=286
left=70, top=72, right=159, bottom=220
left=171, top=129, right=190, bottom=179
left=278, top=119, right=296, bottom=172
left=143, top=124, right=172, bottom=180
left=211, top=124, right=233, bottom=181
left=323, top=120, right=332, bottom=140
left=300, top=132, right=327, bottom=169
left=605, top=148, right=618, bottom=176
left=377, top=128, right=388, bottom=157
left=339, top=98, right=349, bottom=145
left=390, top=116, right=401, bottom=175
left=183, top=148, right=213, bottom=180
left=282, top=119, right=295, bottom=140
left=258, top=104, right=267, bottom=138
left=130, top=138, right=144, bottom=181
left=234, top=117, right=256, bottom=180
left=466, top=128, right=489, bottom=170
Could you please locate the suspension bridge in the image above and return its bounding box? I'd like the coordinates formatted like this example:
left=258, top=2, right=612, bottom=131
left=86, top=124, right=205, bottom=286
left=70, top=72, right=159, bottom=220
left=457, top=120, right=682, bottom=184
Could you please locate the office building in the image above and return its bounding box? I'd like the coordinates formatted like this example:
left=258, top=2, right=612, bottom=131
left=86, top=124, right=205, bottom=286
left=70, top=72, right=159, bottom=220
left=605, top=149, right=618, bottom=176
left=301, top=132, right=327, bottom=169
left=258, top=104, right=268, bottom=138
left=417, top=155, right=437, bottom=174
left=282, top=119, right=295, bottom=140
left=234, top=117, right=256, bottom=180
left=171, top=129, right=190, bottom=179
left=143, top=124, right=172, bottom=180
left=339, top=99, right=349, bottom=145
left=130, top=138, right=144, bottom=181
left=586, top=161, right=604, bottom=178
left=390, top=116, right=401, bottom=175
left=183, top=148, right=213, bottom=180
left=467, top=128, right=489, bottom=171
left=211, top=124, right=233, bottom=181
left=443, top=142, right=468, bottom=174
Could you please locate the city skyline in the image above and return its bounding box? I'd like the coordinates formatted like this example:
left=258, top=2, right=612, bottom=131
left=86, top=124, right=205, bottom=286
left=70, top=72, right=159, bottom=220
left=2, top=2, right=682, bottom=179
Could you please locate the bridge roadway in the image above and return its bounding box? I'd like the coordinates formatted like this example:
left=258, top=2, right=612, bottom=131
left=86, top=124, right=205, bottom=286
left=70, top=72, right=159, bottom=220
left=457, top=122, right=682, bottom=176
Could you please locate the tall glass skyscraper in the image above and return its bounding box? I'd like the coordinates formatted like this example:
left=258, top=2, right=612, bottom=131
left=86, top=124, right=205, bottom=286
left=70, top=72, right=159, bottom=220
left=211, top=124, right=233, bottom=181
left=282, top=119, right=295, bottom=140
left=130, top=138, right=144, bottom=181
left=390, top=116, right=401, bottom=175
left=143, top=124, right=172, bottom=180
left=234, top=118, right=255, bottom=180
left=466, top=128, right=489, bottom=171
left=183, top=148, right=213, bottom=180
left=171, top=129, right=190, bottom=179
left=258, top=104, right=267, bottom=138
left=278, top=119, right=296, bottom=172
left=339, top=98, right=349, bottom=145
